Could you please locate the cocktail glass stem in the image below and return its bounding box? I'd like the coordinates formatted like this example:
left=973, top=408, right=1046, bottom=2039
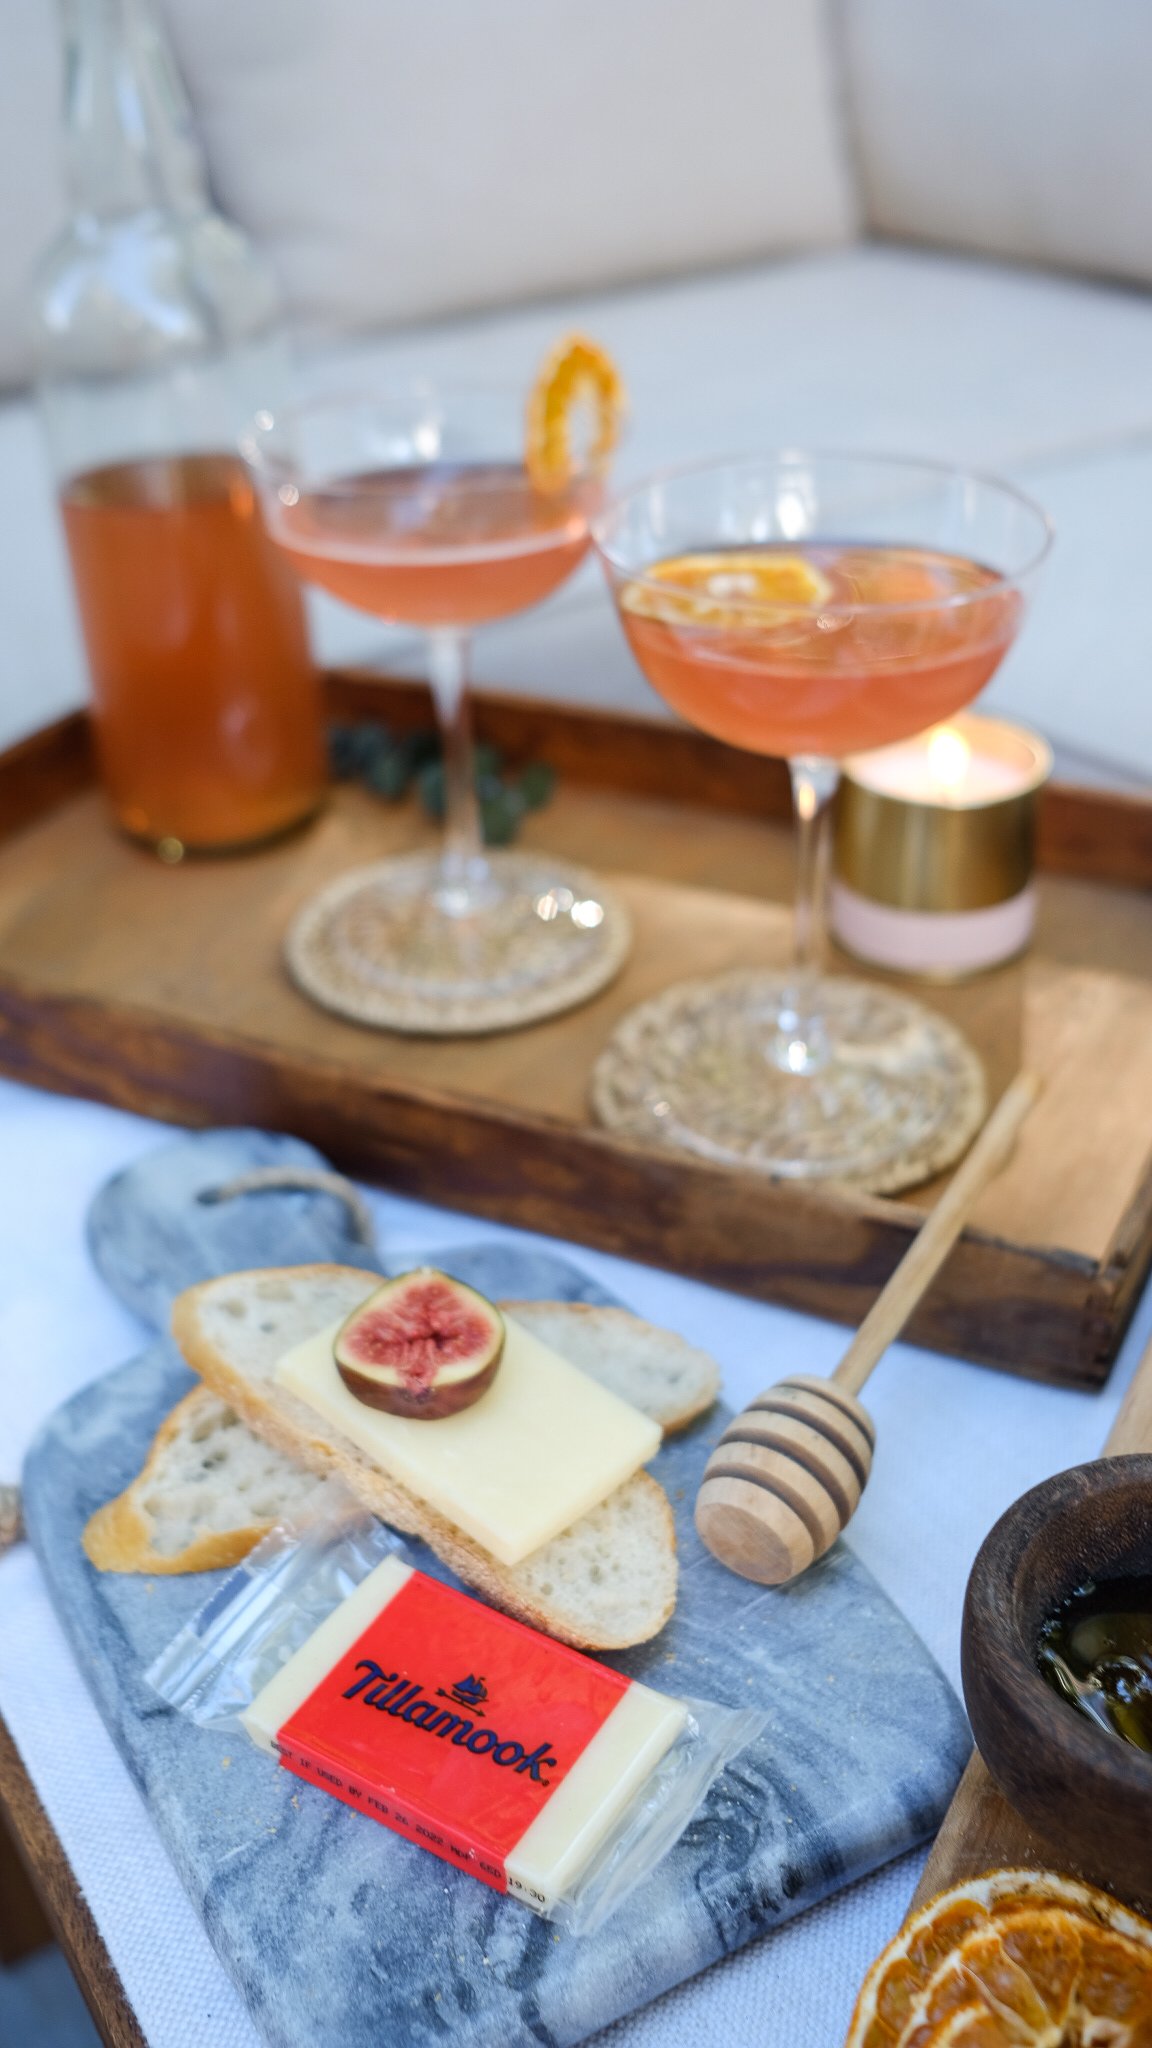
left=426, top=627, right=494, bottom=917
left=772, top=754, right=840, bottom=1075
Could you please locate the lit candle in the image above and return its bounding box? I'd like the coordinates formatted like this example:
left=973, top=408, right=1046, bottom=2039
left=831, top=713, right=1052, bottom=979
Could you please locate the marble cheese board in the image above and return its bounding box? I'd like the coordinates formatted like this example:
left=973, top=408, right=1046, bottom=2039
left=23, top=1129, right=971, bottom=2048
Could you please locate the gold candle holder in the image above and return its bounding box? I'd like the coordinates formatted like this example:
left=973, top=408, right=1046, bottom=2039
left=831, top=713, right=1053, bottom=979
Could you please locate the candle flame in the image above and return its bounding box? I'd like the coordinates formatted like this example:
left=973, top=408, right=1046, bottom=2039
left=926, top=724, right=971, bottom=793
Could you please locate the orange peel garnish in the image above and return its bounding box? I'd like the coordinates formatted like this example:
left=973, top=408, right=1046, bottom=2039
left=525, top=333, right=625, bottom=492
left=845, top=1869, right=1152, bottom=2048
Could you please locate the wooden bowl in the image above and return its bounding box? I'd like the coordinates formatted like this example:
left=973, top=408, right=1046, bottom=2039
left=962, top=1455, right=1152, bottom=1903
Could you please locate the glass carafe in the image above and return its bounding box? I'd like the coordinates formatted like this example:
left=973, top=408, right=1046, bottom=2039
left=34, top=0, right=325, bottom=855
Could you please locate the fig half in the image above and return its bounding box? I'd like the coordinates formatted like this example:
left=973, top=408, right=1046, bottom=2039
left=333, top=1269, right=505, bottom=1418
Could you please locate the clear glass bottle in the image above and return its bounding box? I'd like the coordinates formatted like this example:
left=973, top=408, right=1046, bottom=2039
left=34, top=0, right=325, bottom=855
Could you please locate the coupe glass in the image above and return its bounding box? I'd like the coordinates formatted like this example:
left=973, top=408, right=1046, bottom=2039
left=592, top=450, right=1051, bottom=1186
left=244, top=384, right=630, bottom=1033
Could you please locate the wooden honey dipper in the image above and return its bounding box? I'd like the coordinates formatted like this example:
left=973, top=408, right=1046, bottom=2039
left=696, top=1070, right=1041, bottom=1587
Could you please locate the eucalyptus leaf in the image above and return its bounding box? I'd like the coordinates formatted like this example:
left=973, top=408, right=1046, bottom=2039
left=328, top=721, right=390, bottom=780
left=479, top=788, right=526, bottom=845
left=366, top=745, right=413, bottom=801
left=519, top=761, right=556, bottom=810
left=329, top=720, right=556, bottom=845
left=366, top=731, right=440, bottom=802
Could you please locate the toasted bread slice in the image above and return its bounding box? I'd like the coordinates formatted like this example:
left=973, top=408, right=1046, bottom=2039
left=82, top=1385, right=321, bottom=1575
left=172, top=1266, right=681, bottom=1649
left=501, top=1302, right=718, bottom=1434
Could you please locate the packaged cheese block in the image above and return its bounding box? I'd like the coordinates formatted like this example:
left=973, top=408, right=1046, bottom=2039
left=243, top=1553, right=686, bottom=1910
left=276, top=1312, right=662, bottom=1566
left=150, top=1502, right=764, bottom=1930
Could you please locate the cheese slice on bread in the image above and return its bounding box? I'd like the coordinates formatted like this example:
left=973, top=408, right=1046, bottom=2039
left=169, top=1266, right=712, bottom=1649
left=277, top=1310, right=662, bottom=1566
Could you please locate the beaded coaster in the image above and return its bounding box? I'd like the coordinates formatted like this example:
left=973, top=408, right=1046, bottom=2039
left=286, top=849, right=632, bottom=1036
left=591, top=970, right=987, bottom=1194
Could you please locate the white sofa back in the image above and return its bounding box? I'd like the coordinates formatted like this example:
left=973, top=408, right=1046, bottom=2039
left=8, top=0, right=1147, bottom=403
left=843, top=0, right=1152, bottom=290
left=0, top=0, right=856, bottom=391
left=7, top=0, right=1152, bottom=399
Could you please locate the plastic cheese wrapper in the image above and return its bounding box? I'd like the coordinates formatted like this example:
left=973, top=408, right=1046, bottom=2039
left=147, top=1501, right=764, bottom=1935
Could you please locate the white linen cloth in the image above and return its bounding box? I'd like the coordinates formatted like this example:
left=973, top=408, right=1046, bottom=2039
left=1, top=1072, right=1149, bottom=2045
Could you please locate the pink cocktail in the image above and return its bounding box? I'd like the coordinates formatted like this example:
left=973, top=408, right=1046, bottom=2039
left=594, top=452, right=1051, bottom=1188
left=246, top=387, right=627, bottom=1033
left=617, top=541, right=1020, bottom=760
left=270, top=463, right=593, bottom=629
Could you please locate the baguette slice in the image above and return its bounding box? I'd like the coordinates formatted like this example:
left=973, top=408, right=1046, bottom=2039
left=82, top=1385, right=322, bottom=1575
left=172, top=1266, right=680, bottom=1649
left=501, top=1302, right=718, bottom=1434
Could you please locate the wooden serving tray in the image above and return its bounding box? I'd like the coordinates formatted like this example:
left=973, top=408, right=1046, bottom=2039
left=2, top=673, right=1152, bottom=1391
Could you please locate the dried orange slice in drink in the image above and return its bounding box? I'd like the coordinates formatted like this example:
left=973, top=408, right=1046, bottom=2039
left=845, top=1869, right=1152, bottom=2048
left=525, top=333, right=625, bottom=491
left=619, top=549, right=833, bottom=629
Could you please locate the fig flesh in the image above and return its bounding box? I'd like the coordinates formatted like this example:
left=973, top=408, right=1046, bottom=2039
left=334, top=1270, right=504, bottom=1418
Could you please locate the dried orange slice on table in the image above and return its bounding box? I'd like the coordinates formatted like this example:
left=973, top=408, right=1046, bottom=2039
left=846, top=1870, right=1152, bottom=2047
left=619, top=550, right=833, bottom=628
left=525, top=333, right=625, bottom=491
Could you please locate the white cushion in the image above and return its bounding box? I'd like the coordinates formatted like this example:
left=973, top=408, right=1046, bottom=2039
left=0, top=394, right=85, bottom=734
left=843, top=0, right=1152, bottom=287
left=0, top=0, right=854, bottom=392
left=983, top=441, right=1152, bottom=787
left=0, top=0, right=67, bottom=388
left=160, top=0, right=855, bottom=341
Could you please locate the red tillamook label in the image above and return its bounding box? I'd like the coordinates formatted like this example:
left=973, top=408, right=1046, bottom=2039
left=277, top=1570, right=630, bottom=1893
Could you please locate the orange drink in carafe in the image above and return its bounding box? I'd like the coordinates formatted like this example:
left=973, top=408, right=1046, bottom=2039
left=62, top=452, right=325, bottom=851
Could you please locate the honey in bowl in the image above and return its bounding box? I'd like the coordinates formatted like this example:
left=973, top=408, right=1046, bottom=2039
left=1037, top=1574, right=1152, bottom=1753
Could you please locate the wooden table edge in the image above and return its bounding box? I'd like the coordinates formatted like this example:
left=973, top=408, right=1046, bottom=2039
left=0, top=1710, right=146, bottom=2048
left=908, top=1328, right=1152, bottom=1919
left=908, top=1750, right=1056, bottom=1909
